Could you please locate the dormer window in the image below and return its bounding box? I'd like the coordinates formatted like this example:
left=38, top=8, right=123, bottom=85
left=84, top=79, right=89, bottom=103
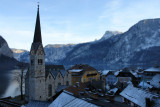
left=38, top=59, right=43, bottom=65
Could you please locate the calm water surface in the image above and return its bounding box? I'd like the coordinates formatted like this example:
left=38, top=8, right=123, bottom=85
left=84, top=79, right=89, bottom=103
left=0, top=69, right=26, bottom=98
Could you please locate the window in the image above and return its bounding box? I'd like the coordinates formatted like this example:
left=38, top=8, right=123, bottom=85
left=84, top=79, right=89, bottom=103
left=49, top=75, right=51, bottom=79
left=31, top=59, right=34, bottom=65
left=48, top=84, right=52, bottom=97
left=38, top=59, right=43, bottom=65
left=58, top=83, right=61, bottom=86
left=66, top=81, right=69, bottom=86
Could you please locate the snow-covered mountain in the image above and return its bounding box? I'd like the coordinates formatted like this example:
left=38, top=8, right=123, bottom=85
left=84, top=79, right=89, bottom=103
left=13, top=18, right=160, bottom=69
left=44, top=44, right=76, bottom=64
left=12, top=49, right=28, bottom=61
left=13, top=44, right=76, bottom=64
left=0, top=36, right=19, bottom=69
left=0, top=36, right=13, bottom=58
left=62, top=18, right=160, bottom=69
left=99, top=31, right=122, bottom=41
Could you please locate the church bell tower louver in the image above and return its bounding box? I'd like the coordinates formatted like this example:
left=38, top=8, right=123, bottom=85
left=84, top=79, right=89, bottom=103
left=28, top=4, right=46, bottom=101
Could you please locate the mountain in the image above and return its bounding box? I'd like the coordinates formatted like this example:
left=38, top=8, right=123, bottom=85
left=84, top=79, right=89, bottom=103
left=0, top=36, right=19, bottom=69
left=44, top=44, right=76, bottom=64
left=62, top=19, right=160, bottom=69
left=99, top=31, right=122, bottom=41
left=0, top=36, right=13, bottom=58
left=12, top=49, right=28, bottom=61
left=13, top=18, right=160, bottom=69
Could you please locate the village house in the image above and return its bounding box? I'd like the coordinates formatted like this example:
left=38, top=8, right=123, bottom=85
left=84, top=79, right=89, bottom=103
left=68, top=64, right=100, bottom=85
left=143, top=67, right=160, bottom=79
left=25, top=5, right=71, bottom=102
left=120, top=84, right=160, bottom=107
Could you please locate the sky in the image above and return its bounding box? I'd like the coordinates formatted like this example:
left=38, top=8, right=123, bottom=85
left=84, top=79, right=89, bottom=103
left=0, top=0, right=160, bottom=50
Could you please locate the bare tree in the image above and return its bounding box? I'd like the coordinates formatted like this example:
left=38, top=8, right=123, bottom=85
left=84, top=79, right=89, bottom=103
left=14, top=63, right=26, bottom=100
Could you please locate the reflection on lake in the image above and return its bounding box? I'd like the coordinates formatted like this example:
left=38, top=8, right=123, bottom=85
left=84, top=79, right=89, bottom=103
left=0, top=69, right=26, bottom=98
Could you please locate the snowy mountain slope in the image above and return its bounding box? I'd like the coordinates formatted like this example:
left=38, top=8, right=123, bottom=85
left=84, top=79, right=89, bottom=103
left=0, top=36, right=13, bottom=58
left=62, top=18, right=160, bottom=69
left=44, top=44, right=76, bottom=63
left=14, top=18, right=160, bottom=69
left=12, top=49, right=28, bottom=61
left=0, top=36, right=19, bottom=69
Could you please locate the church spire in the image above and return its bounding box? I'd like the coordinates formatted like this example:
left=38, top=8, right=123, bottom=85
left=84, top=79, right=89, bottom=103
left=33, top=3, right=42, bottom=43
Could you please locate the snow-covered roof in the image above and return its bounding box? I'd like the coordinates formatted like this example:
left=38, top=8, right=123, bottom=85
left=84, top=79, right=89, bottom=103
left=49, top=92, right=98, bottom=107
left=68, top=69, right=83, bottom=73
left=130, top=70, right=138, bottom=78
left=114, top=70, right=121, bottom=76
left=108, top=88, right=118, bottom=94
left=150, top=74, right=160, bottom=88
left=26, top=100, right=50, bottom=107
left=101, top=70, right=110, bottom=76
left=120, top=84, right=158, bottom=107
left=138, top=81, right=153, bottom=89
left=144, top=67, right=160, bottom=72
left=56, top=85, right=68, bottom=93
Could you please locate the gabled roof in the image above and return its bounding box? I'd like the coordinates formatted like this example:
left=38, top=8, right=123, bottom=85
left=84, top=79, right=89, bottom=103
left=150, top=74, right=160, bottom=88
left=26, top=100, right=50, bottom=107
left=56, top=85, right=68, bottom=93
left=65, top=82, right=86, bottom=96
left=45, top=65, right=66, bottom=78
left=48, top=70, right=67, bottom=79
left=49, top=70, right=59, bottom=79
left=68, top=69, right=83, bottom=73
left=59, top=69, right=67, bottom=77
left=120, top=84, right=158, bottom=107
left=138, top=81, right=153, bottom=89
left=101, top=70, right=110, bottom=76
left=144, top=67, right=160, bottom=72
left=68, top=64, right=97, bottom=77
left=49, top=92, right=98, bottom=107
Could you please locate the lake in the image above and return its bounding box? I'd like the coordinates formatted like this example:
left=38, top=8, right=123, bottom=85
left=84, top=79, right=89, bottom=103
left=0, top=69, right=26, bottom=98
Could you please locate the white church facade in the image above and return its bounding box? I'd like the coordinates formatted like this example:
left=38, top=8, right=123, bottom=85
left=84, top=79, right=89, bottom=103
left=25, top=5, right=72, bottom=101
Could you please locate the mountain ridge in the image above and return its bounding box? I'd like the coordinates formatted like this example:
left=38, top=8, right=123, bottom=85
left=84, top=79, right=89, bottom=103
left=12, top=18, right=160, bottom=69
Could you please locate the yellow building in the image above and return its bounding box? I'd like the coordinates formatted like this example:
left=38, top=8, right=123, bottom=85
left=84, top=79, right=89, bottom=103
left=68, top=64, right=100, bottom=85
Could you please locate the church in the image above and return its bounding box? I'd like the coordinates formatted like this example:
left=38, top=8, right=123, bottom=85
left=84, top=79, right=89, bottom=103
left=25, top=5, right=72, bottom=101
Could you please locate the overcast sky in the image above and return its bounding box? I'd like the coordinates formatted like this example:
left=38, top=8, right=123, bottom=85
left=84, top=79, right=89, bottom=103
left=0, top=0, right=160, bottom=50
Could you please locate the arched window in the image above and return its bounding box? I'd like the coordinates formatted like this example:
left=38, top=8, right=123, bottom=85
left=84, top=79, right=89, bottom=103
left=48, top=84, right=52, bottom=97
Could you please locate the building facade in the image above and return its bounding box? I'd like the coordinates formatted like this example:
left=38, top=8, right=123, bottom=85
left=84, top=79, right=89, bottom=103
left=25, top=5, right=71, bottom=101
left=68, top=64, right=100, bottom=85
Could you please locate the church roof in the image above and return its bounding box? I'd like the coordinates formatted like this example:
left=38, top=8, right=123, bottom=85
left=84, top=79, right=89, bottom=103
left=48, top=69, right=67, bottom=79
left=46, top=65, right=65, bottom=71
left=33, top=4, right=42, bottom=43
left=26, top=100, right=50, bottom=107
left=49, top=70, right=59, bottom=78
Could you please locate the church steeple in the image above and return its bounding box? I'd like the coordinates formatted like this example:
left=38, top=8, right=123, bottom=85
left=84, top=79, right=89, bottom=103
left=33, top=4, right=42, bottom=43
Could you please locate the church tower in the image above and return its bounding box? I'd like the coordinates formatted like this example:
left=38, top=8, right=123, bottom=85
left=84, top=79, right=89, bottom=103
left=28, top=4, right=46, bottom=101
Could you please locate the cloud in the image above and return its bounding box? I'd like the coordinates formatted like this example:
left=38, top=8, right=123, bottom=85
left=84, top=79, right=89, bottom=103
left=98, top=0, right=160, bottom=32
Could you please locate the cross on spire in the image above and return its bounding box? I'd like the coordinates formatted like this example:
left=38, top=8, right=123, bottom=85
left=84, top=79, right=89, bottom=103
left=33, top=2, right=42, bottom=43
left=38, top=2, right=39, bottom=9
